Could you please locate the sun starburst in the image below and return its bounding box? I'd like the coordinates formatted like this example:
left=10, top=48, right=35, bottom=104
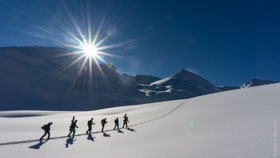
left=42, top=1, right=132, bottom=91
left=59, top=30, right=115, bottom=87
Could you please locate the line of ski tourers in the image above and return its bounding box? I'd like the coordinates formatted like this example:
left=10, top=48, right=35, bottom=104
left=40, top=114, right=129, bottom=141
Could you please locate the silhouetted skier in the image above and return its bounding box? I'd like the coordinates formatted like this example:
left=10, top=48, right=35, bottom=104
left=114, top=118, right=119, bottom=130
left=86, top=117, right=95, bottom=134
left=101, top=118, right=107, bottom=132
left=67, top=116, right=79, bottom=137
left=40, top=122, right=52, bottom=140
left=122, top=114, right=129, bottom=128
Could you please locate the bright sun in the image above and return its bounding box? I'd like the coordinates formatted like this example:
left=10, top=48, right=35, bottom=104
left=80, top=43, right=99, bottom=58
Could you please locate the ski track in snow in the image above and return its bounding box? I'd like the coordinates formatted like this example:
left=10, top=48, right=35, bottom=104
left=0, top=100, right=187, bottom=146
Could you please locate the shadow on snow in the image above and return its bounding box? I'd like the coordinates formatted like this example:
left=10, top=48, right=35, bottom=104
left=87, top=134, right=95, bottom=142
left=29, top=139, right=48, bottom=149
left=65, top=136, right=76, bottom=148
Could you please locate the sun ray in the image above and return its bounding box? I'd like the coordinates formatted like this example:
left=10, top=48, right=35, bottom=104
left=96, top=51, right=117, bottom=58
left=88, top=56, right=93, bottom=88
left=95, top=43, right=123, bottom=51
left=94, top=35, right=110, bottom=48
left=72, top=56, right=89, bottom=86
left=92, top=56, right=112, bottom=90
left=50, top=51, right=84, bottom=58
left=61, top=54, right=86, bottom=74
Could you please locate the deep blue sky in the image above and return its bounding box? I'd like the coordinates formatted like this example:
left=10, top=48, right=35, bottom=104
left=0, top=0, right=279, bottom=86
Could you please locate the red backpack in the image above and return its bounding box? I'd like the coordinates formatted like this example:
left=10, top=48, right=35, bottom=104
left=101, top=119, right=106, bottom=125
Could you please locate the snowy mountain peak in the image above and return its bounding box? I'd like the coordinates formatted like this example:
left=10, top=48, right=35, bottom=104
left=219, top=78, right=277, bottom=91
left=140, top=69, right=220, bottom=100
left=175, top=69, right=197, bottom=76
left=152, top=69, right=196, bottom=86
left=179, top=69, right=191, bottom=73
left=240, top=78, right=277, bottom=88
left=152, top=69, right=216, bottom=89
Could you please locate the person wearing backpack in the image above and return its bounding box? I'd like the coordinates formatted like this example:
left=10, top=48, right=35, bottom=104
left=122, top=114, right=129, bottom=128
left=101, top=118, right=107, bottom=132
left=67, top=116, right=79, bottom=137
left=114, top=117, right=119, bottom=130
left=86, top=117, right=95, bottom=134
left=40, top=122, right=53, bottom=140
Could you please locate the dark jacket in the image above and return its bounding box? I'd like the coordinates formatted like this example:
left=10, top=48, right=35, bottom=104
left=42, top=124, right=51, bottom=131
left=114, top=119, right=119, bottom=125
left=123, top=116, right=129, bottom=123
left=101, top=119, right=107, bottom=125
left=70, top=122, right=78, bottom=129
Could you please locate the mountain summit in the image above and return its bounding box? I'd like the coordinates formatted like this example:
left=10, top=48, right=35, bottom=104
left=138, top=69, right=220, bottom=101
left=152, top=69, right=218, bottom=91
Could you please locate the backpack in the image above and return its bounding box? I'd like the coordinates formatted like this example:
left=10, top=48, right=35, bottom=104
left=88, top=120, right=92, bottom=126
left=124, top=116, right=128, bottom=122
left=70, top=122, right=76, bottom=128
left=101, top=119, right=106, bottom=125
left=41, top=125, right=47, bottom=130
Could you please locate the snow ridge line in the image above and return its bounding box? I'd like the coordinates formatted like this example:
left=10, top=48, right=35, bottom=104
left=0, top=100, right=187, bottom=146
left=130, top=100, right=187, bottom=127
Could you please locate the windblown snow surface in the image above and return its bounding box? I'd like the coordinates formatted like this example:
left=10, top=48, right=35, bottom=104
left=0, top=83, right=279, bottom=158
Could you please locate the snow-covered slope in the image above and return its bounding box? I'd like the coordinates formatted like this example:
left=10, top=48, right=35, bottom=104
left=1, top=83, right=279, bottom=157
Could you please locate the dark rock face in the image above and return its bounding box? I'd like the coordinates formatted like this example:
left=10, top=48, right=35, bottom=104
left=121, top=74, right=161, bottom=85
left=134, top=75, right=161, bottom=84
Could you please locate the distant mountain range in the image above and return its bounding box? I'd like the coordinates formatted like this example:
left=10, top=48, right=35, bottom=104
left=218, top=78, right=277, bottom=91
left=0, top=46, right=277, bottom=110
